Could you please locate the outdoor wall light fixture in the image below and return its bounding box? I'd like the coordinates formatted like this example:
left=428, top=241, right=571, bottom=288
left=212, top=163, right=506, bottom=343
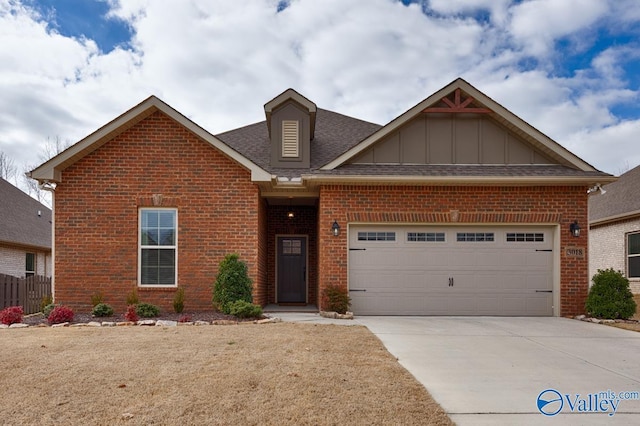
left=331, top=220, right=341, bottom=236
left=570, top=221, right=581, bottom=238
left=287, top=198, right=294, bottom=219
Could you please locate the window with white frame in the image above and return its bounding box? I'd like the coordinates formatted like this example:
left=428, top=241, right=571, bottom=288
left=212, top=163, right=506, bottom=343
left=139, top=209, right=177, bottom=286
left=628, top=232, right=640, bottom=279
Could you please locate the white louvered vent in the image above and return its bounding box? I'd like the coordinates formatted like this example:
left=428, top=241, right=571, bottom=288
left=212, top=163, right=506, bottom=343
left=282, top=120, right=299, bottom=157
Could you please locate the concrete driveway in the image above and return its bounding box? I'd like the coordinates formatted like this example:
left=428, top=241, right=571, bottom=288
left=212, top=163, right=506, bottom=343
left=356, top=317, right=640, bottom=425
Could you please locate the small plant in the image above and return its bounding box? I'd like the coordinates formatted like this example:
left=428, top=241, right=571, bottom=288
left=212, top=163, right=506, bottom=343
left=48, top=306, right=74, bottom=324
left=585, top=268, right=637, bottom=319
left=0, top=306, right=24, bottom=325
left=126, top=287, right=139, bottom=305
left=321, top=284, right=351, bottom=314
left=40, top=295, right=52, bottom=312
left=227, top=300, right=263, bottom=319
left=43, top=303, right=57, bottom=318
left=173, top=287, right=185, bottom=313
left=90, top=291, right=104, bottom=307
left=124, top=305, right=139, bottom=322
left=213, top=253, right=253, bottom=314
left=178, top=314, right=192, bottom=323
left=91, top=303, right=114, bottom=317
left=136, top=303, right=160, bottom=318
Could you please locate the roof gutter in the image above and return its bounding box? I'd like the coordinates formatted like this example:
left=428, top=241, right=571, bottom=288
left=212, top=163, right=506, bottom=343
left=589, top=209, right=640, bottom=227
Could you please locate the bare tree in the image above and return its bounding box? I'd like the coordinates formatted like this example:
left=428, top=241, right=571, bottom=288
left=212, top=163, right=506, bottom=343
left=22, top=136, right=73, bottom=207
left=0, top=150, right=18, bottom=184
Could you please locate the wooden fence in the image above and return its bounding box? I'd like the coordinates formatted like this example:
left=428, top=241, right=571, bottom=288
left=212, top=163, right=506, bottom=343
left=0, top=274, right=52, bottom=315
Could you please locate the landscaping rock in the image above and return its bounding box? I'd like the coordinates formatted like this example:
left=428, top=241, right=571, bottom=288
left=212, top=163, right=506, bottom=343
left=116, top=321, right=135, bottom=326
left=51, top=322, right=69, bottom=328
left=178, top=322, right=194, bottom=326
left=70, top=323, right=87, bottom=327
left=575, top=315, right=586, bottom=320
left=590, top=318, right=602, bottom=324
left=320, top=311, right=354, bottom=320
left=9, top=323, right=29, bottom=328
left=0, top=324, right=8, bottom=329
left=256, top=317, right=281, bottom=324
left=601, top=319, right=615, bottom=324
left=212, top=320, right=237, bottom=325
left=155, top=320, right=177, bottom=327
left=101, top=322, right=116, bottom=327
left=137, top=320, right=156, bottom=326
left=194, top=320, right=210, bottom=326
left=87, top=321, right=102, bottom=327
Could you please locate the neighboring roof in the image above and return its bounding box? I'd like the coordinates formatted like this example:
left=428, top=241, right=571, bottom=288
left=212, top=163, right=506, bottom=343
left=321, top=78, right=602, bottom=173
left=0, top=178, right=51, bottom=250
left=589, top=165, right=640, bottom=225
left=28, top=96, right=272, bottom=184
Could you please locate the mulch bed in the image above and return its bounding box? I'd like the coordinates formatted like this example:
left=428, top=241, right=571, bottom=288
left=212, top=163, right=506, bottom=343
left=22, top=310, right=249, bottom=326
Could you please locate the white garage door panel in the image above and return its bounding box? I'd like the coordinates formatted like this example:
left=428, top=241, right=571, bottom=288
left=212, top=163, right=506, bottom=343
left=349, top=226, right=554, bottom=316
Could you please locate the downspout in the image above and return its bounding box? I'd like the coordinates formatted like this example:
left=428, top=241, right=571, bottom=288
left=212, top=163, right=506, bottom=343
left=39, top=180, right=57, bottom=303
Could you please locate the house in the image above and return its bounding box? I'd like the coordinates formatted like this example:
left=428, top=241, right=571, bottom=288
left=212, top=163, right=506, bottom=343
left=0, top=178, right=52, bottom=278
left=589, top=165, right=640, bottom=293
left=28, top=78, right=613, bottom=316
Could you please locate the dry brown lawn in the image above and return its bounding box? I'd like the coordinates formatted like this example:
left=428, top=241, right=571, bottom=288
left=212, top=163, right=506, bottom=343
left=0, top=323, right=452, bottom=425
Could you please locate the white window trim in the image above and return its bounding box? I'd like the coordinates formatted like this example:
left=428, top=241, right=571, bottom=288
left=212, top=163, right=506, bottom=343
left=138, top=208, right=178, bottom=287
left=627, top=231, right=640, bottom=279
left=282, top=120, right=299, bottom=158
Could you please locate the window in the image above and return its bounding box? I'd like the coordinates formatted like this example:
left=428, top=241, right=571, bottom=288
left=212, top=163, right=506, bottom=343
left=457, top=232, right=494, bottom=242
left=25, top=253, right=35, bottom=277
left=506, top=233, right=544, bottom=242
left=282, top=239, right=302, bottom=255
left=282, top=120, right=299, bottom=157
left=628, top=232, right=640, bottom=278
left=139, top=209, right=177, bottom=286
left=358, top=232, right=396, bottom=241
left=407, top=232, right=445, bottom=242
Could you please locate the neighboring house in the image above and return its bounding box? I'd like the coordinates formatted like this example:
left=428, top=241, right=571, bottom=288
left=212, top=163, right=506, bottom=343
left=0, top=178, right=52, bottom=278
left=29, top=78, right=613, bottom=316
left=589, top=165, right=640, bottom=293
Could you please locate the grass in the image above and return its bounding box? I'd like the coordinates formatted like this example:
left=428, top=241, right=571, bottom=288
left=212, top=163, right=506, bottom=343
left=0, top=323, right=453, bottom=425
left=607, top=294, right=640, bottom=332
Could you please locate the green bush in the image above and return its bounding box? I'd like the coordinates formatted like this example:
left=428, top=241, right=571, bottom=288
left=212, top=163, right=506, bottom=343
left=173, top=287, right=185, bottom=313
left=91, top=303, right=114, bottom=317
left=40, top=295, right=52, bottom=312
left=227, top=300, right=263, bottom=318
left=585, top=268, right=637, bottom=319
left=321, top=284, right=351, bottom=314
left=43, top=303, right=57, bottom=318
left=213, top=253, right=253, bottom=314
left=136, top=303, right=160, bottom=318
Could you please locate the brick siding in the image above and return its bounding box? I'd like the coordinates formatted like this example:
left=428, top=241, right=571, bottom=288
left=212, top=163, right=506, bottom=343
left=54, top=111, right=262, bottom=313
left=590, top=217, right=640, bottom=293
left=318, top=184, right=589, bottom=317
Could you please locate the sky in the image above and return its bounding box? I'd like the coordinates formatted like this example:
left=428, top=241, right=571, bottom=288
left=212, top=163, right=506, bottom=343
left=1, top=0, right=640, bottom=193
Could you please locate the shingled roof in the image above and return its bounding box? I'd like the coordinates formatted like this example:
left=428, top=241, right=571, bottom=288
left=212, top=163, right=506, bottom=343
left=216, top=108, right=381, bottom=177
left=589, top=164, right=640, bottom=224
left=0, top=178, right=51, bottom=250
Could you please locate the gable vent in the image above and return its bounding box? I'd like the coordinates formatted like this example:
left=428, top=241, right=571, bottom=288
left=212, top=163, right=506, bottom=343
left=282, top=120, right=299, bottom=157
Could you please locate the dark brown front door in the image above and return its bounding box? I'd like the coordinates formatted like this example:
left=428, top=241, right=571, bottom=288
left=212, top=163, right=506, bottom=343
left=277, top=236, right=307, bottom=303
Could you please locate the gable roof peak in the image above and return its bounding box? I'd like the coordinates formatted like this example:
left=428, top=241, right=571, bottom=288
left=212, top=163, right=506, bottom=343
left=264, top=88, right=317, bottom=140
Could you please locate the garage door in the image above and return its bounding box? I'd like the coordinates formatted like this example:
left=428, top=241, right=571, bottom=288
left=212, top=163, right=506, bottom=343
left=349, top=225, right=554, bottom=316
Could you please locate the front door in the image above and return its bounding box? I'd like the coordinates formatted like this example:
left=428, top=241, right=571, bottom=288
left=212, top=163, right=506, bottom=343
left=277, top=236, right=307, bottom=303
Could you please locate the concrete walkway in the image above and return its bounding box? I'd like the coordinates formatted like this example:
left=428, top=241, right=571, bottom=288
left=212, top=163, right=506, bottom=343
left=275, top=313, right=640, bottom=424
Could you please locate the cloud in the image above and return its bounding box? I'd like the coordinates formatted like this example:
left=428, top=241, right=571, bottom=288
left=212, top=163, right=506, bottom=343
left=0, top=0, right=639, bottom=182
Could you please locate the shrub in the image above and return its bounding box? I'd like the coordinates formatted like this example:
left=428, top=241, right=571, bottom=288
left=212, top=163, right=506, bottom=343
left=213, top=253, right=253, bottom=314
left=48, top=306, right=74, bottom=324
left=126, top=288, right=139, bottom=305
left=91, top=303, right=114, bottom=317
left=124, top=305, right=139, bottom=322
left=173, top=287, right=185, bottom=313
left=178, top=314, right=192, bottom=323
left=43, top=303, right=57, bottom=318
left=0, top=306, right=24, bottom=325
left=227, top=300, right=263, bottom=318
left=40, top=295, right=52, bottom=312
left=585, top=268, right=637, bottom=319
left=136, top=303, right=160, bottom=318
left=91, top=291, right=104, bottom=307
left=321, top=284, right=351, bottom=314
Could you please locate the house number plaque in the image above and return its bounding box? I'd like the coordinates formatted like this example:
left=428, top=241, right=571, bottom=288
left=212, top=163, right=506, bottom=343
left=565, top=247, right=585, bottom=258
